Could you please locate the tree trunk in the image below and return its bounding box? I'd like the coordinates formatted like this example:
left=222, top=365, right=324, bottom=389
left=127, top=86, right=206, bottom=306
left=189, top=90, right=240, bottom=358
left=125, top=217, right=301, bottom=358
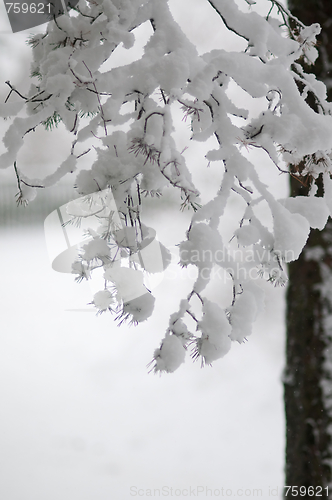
left=285, top=0, right=332, bottom=492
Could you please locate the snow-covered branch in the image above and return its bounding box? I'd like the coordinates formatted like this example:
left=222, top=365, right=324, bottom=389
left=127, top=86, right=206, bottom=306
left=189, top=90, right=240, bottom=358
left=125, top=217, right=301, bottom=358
left=2, top=0, right=332, bottom=372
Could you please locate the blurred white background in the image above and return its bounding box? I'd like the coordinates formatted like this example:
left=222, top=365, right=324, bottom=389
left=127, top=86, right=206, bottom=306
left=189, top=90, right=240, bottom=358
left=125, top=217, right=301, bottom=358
left=0, top=1, right=286, bottom=498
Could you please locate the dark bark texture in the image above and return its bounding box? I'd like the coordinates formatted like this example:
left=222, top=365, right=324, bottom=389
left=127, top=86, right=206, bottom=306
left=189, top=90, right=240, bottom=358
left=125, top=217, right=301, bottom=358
left=285, top=0, right=332, bottom=493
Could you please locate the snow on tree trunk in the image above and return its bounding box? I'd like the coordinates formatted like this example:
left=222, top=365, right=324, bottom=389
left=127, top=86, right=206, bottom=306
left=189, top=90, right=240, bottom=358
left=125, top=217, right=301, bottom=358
left=2, top=0, right=332, bottom=378
left=285, top=0, right=332, bottom=491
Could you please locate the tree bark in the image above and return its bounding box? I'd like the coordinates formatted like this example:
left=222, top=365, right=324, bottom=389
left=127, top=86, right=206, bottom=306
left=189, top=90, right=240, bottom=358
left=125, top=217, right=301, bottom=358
left=285, top=0, right=332, bottom=493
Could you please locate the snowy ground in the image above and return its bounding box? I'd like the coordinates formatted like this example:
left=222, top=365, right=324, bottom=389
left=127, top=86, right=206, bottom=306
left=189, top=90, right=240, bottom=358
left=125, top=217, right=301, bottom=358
left=0, top=216, right=285, bottom=500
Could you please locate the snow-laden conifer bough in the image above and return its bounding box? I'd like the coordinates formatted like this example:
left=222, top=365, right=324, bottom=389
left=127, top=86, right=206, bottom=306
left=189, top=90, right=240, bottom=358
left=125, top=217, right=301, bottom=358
left=2, top=0, right=332, bottom=373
